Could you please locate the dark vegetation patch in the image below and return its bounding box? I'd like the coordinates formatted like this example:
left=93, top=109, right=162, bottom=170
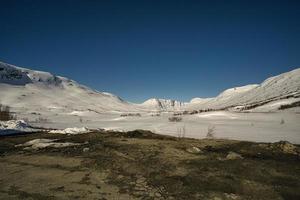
left=0, top=130, right=299, bottom=199
left=279, top=101, right=300, bottom=110
left=7, top=185, right=57, bottom=200
left=0, top=104, right=15, bottom=121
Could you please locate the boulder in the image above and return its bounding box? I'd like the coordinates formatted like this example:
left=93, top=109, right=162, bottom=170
left=226, top=151, right=243, bottom=160
left=186, top=146, right=203, bottom=154
left=275, top=141, right=298, bottom=154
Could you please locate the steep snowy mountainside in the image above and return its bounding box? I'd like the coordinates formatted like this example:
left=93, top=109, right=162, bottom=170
left=0, top=62, right=33, bottom=85
left=215, top=84, right=259, bottom=101
left=0, top=61, right=139, bottom=115
left=0, top=61, right=74, bottom=87
left=187, top=68, right=300, bottom=110
left=141, top=98, right=186, bottom=111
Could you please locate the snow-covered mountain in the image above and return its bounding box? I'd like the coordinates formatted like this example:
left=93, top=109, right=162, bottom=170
left=141, top=98, right=186, bottom=111
left=0, top=61, right=139, bottom=116
left=1, top=61, right=299, bottom=115
left=190, top=97, right=214, bottom=104
left=187, top=69, right=300, bottom=111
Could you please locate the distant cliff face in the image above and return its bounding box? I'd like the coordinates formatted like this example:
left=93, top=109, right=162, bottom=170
left=141, top=98, right=186, bottom=111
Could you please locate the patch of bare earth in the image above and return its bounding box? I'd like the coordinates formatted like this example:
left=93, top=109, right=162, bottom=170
left=0, top=130, right=299, bottom=200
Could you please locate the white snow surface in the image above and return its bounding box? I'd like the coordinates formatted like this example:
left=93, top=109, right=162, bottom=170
left=1, top=61, right=300, bottom=143
left=49, top=127, right=90, bottom=134
left=190, top=97, right=214, bottom=104
left=0, top=120, right=37, bottom=135
left=15, top=138, right=82, bottom=149
left=28, top=111, right=300, bottom=144
left=0, top=120, right=29, bottom=130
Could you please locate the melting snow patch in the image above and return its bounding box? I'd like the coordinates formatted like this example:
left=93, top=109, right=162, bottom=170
left=103, top=127, right=125, bottom=132
left=0, top=120, right=28, bottom=130
left=15, top=138, right=83, bottom=150
left=49, top=127, right=90, bottom=135
left=0, top=120, right=37, bottom=136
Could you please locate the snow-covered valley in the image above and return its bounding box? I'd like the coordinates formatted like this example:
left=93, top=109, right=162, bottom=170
left=25, top=111, right=299, bottom=143
left=1, top=61, right=300, bottom=143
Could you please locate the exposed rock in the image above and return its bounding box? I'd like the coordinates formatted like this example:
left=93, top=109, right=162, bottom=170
left=186, top=146, right=203, bottom=154
left=274, top=141, right=298, bottom=154
left=15, top=138, right=83, bottom=150
left=225, top=193, right=239, bottom=199
left=226, top=151, right=243, bottom=160
left=155, top=192, right=162, bottom=197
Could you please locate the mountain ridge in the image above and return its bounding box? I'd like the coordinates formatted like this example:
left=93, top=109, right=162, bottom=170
left=1, top=61, right=300, bottom=113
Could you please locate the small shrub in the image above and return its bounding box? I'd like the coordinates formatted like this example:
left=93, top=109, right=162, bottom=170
left=173, top=112, right=182, bottom=116
left=279, top=101, right=300, bottom=110
left=120, top=113, right=141, bottom=117
left=189, top=110, right=198, bottom=115
left=35, top=117, right=49, bottom=123
left=151, top=113, right=160, bottom=117
left=206, top=125, right=216, bottom=139
left=0, top=104, right=15, bottom=121
left=183, top=111, right=189, bottom=115
left=169, top=116, right=182, bottom=122
left=280, top=119, right=285, bottom=125
left=177, top=125, right=186, bottom=138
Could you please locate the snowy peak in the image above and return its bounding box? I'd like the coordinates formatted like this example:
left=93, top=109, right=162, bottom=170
left=0, top=61, right=135, bottom=113
left=0, top=62, right=33, bottom=85
left=190, top=97, right=214, bottom=104
left=0, top=61, right=66, bottom=87
left=142, top=98, right=185, bottom=111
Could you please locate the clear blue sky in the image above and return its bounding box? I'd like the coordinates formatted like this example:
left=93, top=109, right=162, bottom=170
left=1, top=0, right=299, bottom=103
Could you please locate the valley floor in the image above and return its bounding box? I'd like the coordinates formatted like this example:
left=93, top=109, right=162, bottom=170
left=28, top=111, right=300, bottom=144
left=0, top=130, right=299, bottom=200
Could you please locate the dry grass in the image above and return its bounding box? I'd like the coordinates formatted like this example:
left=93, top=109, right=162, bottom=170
left=0, top=130, right=299, bottom=200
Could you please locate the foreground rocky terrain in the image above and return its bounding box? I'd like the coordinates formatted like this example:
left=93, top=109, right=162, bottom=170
left=0, top=130, right=299, bottom=200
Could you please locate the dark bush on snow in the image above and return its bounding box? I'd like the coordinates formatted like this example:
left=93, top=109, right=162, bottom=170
left=278, top=101, right=300, bottom=110
left=120, top=113, right=141, bottom=117
left=168, top=116, right=182, bottom=122
left=0, top=104, right=15, bottom=121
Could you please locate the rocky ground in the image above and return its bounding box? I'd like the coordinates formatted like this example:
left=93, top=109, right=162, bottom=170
left=0, top=130, right=299, bottom=200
